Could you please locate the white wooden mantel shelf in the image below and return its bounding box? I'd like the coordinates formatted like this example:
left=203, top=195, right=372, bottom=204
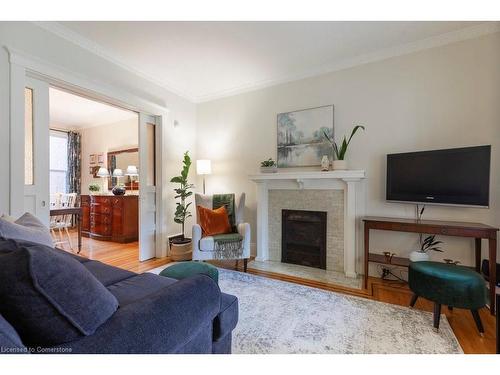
left=249, top=170, right=366, bottom=278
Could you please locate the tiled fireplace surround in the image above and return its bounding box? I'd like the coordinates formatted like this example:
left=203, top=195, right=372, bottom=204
left=268, top=190, right=344, bottom=272
left=250, top=171, right=365, bottom=278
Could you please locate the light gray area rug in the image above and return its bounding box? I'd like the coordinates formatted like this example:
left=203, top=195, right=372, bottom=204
left=218, top=269, right=463, bottom=354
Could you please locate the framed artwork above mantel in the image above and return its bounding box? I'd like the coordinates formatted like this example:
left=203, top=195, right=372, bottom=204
left=277, top=105, right=334, bottom=168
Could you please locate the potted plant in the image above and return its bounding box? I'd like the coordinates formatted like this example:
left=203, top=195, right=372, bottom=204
left=409, top=235, right=444, bottom=262
left=170, top=151, right=194, bottom=261
left=260, top=158, right=278, bottom=173
left=323, top=125, right=365, bottom=170
left=88, top=183, right=100, bottom=195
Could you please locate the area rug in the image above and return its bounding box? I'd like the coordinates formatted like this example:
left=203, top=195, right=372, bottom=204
left=148, top=265, right=462, bottom=354
left=217, top=269, right=462, bottom=354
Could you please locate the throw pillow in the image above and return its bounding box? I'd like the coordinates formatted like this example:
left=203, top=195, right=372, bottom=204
left=0, top=242, right=119, bottom=346
left=0, top=212, right=54, bottom=248
left=197, top=205, right=232, bottom=237
left=0, top=214, right=16, bottom=223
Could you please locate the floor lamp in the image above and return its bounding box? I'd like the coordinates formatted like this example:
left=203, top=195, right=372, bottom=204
left=196, top=160, right=211, bottom=194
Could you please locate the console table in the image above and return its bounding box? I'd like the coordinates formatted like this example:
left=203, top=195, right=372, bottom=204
left=81, top=195, right=139, bottom=243
left=363, top=216, right=498, bottom=315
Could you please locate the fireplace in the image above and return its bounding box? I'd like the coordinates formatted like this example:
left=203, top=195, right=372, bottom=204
left=281, top=209, right=327, bottom=269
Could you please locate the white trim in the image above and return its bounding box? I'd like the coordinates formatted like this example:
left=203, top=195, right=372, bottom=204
left=195, top=22, right=500, bottom=102
left=250, top=171, right=365, bottom=278
left=5, top=46, right=169, bottom=116
left=33, top=21, right=196, bottom=103
left=250, top=170, right=366, bottom=182
left=32, top=21, right=500, bottom=104
left=6, top=46, right=169, bottom=260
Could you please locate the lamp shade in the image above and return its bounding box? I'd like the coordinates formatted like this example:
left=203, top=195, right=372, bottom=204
left=196, top=160, right=212, bottom=175
left=97, top=167, right=109, bottom=177
left=125, top=165, right=138, bottom=176
left=112, top=168, right=124, bottom=177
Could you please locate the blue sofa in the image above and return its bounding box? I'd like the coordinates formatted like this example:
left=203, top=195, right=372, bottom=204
left=0, top=247, right=238, bottom=354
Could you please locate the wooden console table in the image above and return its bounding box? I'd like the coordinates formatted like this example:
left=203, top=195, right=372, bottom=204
left=363, top=216, right=498, bottom=315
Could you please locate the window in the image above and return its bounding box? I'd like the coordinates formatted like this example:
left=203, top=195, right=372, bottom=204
left=50, top=130, right=68, bottom=194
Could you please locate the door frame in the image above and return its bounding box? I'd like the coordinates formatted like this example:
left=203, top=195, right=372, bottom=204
left=6, top=47, right=169, bottom=259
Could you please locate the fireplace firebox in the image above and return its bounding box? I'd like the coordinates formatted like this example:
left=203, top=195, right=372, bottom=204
left=281, top=209, right=327, bottom=269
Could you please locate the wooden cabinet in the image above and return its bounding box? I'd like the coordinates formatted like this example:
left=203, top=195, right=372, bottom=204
left=81, top=195, right=138, bottom=243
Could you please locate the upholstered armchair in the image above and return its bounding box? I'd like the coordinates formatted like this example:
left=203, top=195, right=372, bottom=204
left=192, top=193, right=251, bottom=272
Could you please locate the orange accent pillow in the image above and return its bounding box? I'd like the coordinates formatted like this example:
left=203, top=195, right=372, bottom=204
left=197, top=205, right=232, bottom=237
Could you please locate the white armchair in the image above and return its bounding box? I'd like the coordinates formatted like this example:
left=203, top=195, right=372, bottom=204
left=192, top=193, right=251, bottom=272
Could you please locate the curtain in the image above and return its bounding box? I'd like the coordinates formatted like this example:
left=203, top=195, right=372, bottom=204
left=66, top=131, right=81, bottom=195
left=110, top=155, right=117, bottom=188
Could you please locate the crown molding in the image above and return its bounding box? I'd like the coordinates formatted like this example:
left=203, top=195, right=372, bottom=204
left=32, top=21, right=197, bottom=103
left=5, top=46, right=169, bottom=115
left=33, top=21, right=500, bottom=104
left=194, top=22, right=500, bottom=103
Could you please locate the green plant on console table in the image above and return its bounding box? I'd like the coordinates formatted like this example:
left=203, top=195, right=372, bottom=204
left=420, top=235, right=444, bottom=253
left=88, top=183, right=100, bottom=193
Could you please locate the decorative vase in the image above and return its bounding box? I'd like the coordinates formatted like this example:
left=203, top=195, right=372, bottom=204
left=112, top=185, right=126, bottom=196
left=260, top=166, right=278, bottom=173
left=320, top=155, right=330, bottom=171
left=170, top=239, right=193, bottom=261
left=409, top=250, right=430, bottom=262
left=332, top=160, right=348, bottom=170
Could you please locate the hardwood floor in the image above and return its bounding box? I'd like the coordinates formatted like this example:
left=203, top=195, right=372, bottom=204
left=60, top=230, right=495, bottom=354
left=60, top=229, right=171, bottom=273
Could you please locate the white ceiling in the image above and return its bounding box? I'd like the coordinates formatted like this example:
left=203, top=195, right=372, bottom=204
left=50, top=87, right=137, bottom=129
left=50, top=21, right=492, bottom=102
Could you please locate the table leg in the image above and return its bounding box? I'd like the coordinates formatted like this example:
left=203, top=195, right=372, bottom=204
left=496, top=293, right=500, bottom=354
left=364, top=224, right=369, bottom=290
left=475, top=238, right=482, bottom=273
left=489, top=236, right=497, bottom=315
left=77, top=213, right=82, bottom=254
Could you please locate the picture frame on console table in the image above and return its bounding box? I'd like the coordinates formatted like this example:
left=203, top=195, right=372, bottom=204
left=277, top=105, right=334, bottom=168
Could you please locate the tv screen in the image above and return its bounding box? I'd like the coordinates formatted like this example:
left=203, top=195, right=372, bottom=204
left=386, top=145, right=491, bottom=207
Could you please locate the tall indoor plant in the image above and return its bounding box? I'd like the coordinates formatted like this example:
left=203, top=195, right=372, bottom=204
left=170, top=151, right=194, bottom=261
left=324, top=125, right=365, bottom=170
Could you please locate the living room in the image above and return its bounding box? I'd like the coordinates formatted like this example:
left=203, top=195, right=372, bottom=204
left=1, top=1, right=500, bottom=373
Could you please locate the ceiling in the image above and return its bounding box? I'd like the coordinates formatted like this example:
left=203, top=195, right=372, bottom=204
left=51, top=21, right=491, bottom=102
left=50, top=87, right=137, bottom=129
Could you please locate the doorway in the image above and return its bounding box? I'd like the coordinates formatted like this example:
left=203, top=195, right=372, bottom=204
left=20, top=78, right=160, bottom=262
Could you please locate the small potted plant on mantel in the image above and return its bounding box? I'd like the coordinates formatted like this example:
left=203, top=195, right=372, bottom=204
left=409, top=235, right=444, bottom=262
left=323, top=125, right=365, bottom=170
left=170, top=151, right=194, bottom=261
left=260, top=158, right=278, bottom=173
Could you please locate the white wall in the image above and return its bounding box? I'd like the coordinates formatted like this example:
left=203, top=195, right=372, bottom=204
left=196, top=32, right=500, bottom=272
left=78, top=118, right=138, bottom=194
left=0, top=21, right=197, bottom=241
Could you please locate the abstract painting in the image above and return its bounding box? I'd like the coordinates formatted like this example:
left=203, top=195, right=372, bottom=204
left=277, top=105, right=334, bottom=167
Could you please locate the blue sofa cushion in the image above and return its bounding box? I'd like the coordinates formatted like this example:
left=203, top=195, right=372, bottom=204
left=213, top=293, right=238, bottom=341
left=52, top=275, right=222, bottom=353
left=0, top=212, right=54, bottom=248
left=0, top=242, right=119, bottom=346
left=0, top=237, right=89, bottom=264
left=107, top=273, right=177, bottom=306
left=83, top=260, right=136, bottom=286
left=0, top=314, right=26, bottom=352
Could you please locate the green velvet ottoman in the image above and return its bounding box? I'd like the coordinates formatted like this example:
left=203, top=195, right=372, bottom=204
left=159, top=261, right=219, bottom=284
left=408, top=261, right=487, bottom=335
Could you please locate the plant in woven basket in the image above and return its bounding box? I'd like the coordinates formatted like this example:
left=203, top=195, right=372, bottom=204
left=170, top=151, right=194, bottom=243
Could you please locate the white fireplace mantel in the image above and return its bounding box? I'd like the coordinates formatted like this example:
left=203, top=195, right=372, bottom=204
left=249, top=170, right=365, bottom=278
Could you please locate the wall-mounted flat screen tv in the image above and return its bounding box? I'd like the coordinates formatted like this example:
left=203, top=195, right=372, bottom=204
left=386, top=145, right=491, bottom=207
